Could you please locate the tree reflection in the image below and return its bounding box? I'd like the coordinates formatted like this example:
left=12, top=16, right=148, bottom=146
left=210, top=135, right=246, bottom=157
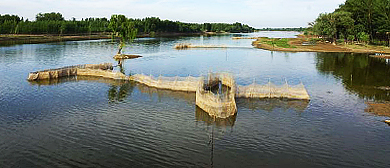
left=108, top=82, right=136, bottom=102
left=235, top=98, right=309, bottom=113
left=316, top=53, right=390, bottom=101
left=195, top=107, right=237, bottom=127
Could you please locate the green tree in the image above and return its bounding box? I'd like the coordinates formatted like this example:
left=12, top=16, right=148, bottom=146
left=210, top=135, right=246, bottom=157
left=337, top=0, right=380, bottom=40
left=313, top=13, right=337, bottom=43
left=36, top=12, right=64, bottom=21
left=334, top=11, right=355, bottom=41
left=312, top=11, right=355, bottom=43
left=109, top=14, right=138, bottom=55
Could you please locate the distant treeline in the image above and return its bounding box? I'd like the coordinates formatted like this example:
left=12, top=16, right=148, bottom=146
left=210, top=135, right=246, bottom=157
left=0, top=12, right=256, bottom=35
left=259, top=27, right=306, bottom=32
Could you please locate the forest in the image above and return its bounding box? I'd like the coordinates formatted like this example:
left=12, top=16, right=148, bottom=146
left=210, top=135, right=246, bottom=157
left=310, top=0, right=390, bottom=45
left=0, top=12, right=255, bottom=35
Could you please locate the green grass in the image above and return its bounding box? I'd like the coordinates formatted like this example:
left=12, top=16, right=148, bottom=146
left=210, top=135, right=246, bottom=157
left=263, top=38, right=296, bottom=48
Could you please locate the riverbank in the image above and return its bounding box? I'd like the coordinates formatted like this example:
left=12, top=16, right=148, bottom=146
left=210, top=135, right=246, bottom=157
left=0, top=32, right=224, bottom=45
left=252, top=37, right=390, bottom=54
left=0, top=34, right=112, bottom=45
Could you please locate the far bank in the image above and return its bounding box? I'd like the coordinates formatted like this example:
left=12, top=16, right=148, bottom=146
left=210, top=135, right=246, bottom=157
left=0, top=32, right=224, bottom=45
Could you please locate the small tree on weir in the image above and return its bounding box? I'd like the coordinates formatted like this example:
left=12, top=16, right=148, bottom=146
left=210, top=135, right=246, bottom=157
left=109, top=14, right=138, bottom=56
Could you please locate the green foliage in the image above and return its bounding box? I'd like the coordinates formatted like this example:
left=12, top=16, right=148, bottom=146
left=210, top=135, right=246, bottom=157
left=336, top=39, right=345, bottom=44
left=312, top=11, right=354, bottom=42
left=131, top=17, right=255, bottom=33
left=347, top=34, right=355, bottom=42
left=36, top=12, right=64, bottom=21
left=149, top=31, right=155, bottom=37
left=259, top=27, right=306, bottom=32
left=109, top=15, right=137, bottom=42
left=334, top=11, right=354, bottom=39
left=313, top=13, right=337, bottom=41
left=0, top=14, right=22, bottom=34
left=312, top=0, right=390, bottom=45
left=310, top=38, right=321, bottom=44
left=0, top=13, right=255, bottom=35
left=264, top=38, right=296, bottom=48
left=357, top=32, right=369, bottom=43
left=0, top=14, right=21, bottom=23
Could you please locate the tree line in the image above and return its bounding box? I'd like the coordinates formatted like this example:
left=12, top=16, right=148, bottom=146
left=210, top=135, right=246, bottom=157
left=310, top=0, right=390, bottom=45
left=0, top=12, right=255, bottom=35
left=259, top=27, right=306, bottom=32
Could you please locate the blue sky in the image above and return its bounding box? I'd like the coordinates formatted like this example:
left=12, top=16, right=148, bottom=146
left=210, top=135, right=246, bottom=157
left=0, top=0, right=345, bottom=28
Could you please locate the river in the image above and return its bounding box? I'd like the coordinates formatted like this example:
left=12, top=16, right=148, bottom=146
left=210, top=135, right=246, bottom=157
left=0, top=31, right=389, bottom=167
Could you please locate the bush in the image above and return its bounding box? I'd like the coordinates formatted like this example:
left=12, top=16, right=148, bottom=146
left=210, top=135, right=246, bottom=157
left=347, top=35, right=355, bottom=42
left=336, top=39, right=344, bottom=44
left=357, top=32, right=369, bottom=43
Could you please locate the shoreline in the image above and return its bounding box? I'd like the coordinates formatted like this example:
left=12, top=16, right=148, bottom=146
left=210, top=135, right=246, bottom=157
left=0, top=32, right=226, bottom=45
left=252, top=37, right=390, bottom=54
left=0, top=34, right=112, bottom=45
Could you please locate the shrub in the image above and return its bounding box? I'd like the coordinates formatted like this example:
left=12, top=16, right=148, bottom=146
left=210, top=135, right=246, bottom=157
left=357, top=32, right=369, bottom=44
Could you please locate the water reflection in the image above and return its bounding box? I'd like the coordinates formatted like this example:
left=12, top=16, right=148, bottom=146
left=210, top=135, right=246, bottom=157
left=136, top=83, right=195, bottom=103
left=28, top=76, right=126, bottom=86
left=236, top=98, right=309, bottom=112
left=34, top=44, right=66, bottom=63
left=316, top=52, right=390, bottom=101
left=28, top=76, right=195, bottom=103
left=195, top=107, right=237, bottom=127
left=108, top=82, right=135, bottom=102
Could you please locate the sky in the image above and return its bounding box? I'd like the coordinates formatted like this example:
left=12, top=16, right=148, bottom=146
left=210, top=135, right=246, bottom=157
left=0, top=0, right=346, bottom=28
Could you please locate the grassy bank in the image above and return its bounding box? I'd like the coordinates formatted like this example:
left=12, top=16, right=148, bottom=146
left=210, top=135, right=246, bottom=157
left=252, top=37, right=390, bottom=54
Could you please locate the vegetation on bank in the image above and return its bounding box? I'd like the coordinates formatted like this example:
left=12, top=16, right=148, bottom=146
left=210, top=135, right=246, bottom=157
left=252, top=36, right=390, bottom=53
left=258, top=27, right=306, bottom=32
left=309, top=0, right=390, bottom=46
left=259, top=37, right=296, bottom=48
left=0, top=12, right=256, bottom=35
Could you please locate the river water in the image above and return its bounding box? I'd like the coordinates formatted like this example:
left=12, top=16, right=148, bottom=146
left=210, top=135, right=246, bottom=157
left=1, top=31, right=389, bottom=168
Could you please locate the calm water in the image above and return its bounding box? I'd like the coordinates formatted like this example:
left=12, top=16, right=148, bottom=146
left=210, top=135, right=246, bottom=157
left=1, top=31, right=390, bottom=168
